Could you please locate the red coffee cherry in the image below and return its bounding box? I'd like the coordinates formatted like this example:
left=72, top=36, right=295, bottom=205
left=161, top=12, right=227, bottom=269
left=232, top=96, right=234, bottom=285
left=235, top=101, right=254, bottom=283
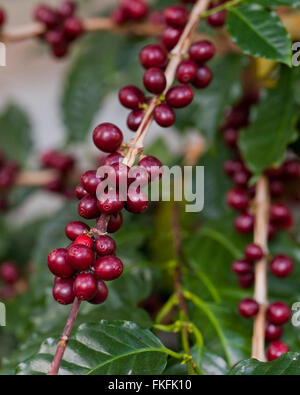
left=265, top=165, right=284, bottom=179
left=0, top=8, right=6, bottom=26
left=81, top=170, right=102, bottom=196
left=104, top=152, right=124, bottom=166
left=231, top=259, right=253, bottom=275
left=59, top=1, right=76, bottom=19
left=138, top=155, right=163, bottom=181
left=238, top=272, right=254, bottom=288
left=270, top=179, right=284, bottom=197
left=53, top=277, right=75, bottom=305
left=110, top=163, right=131, bottom=188
left=78, top=195, right=100, bottom=219
left=45, top=29, right=66, bottom=46
left=40, top=150, right=74, bottom=172
left=223, top=127, right=238, bottom=148
left=94, top=256, right=123, bottom=281
left=67, top=244, right=94, bottom=271
left=93, top=123, right=123, bottom=153
left=283, top=159, right=300, bottom=179
left=143, top=68, right=166, bottom=94
left=89, top=279, right=108, bottom=305
left=233, top=168, right=251, bottom=188
left=154, top=104, right=176, bottom=127
left=121, top=0, right=148, bottom=20
left=119, top=85, right=145, bottom=110
left=226, top=188, right=249, bottom=211
left=265, top=322, right=283, bottom=341
left=0, top=262, right=19, bottom=284
left=111, top=7, right=128, bottom=25
left=267, top=302, right=291, bottom=325
left=51, top=41, right=69, bottom=58
left=270, top=255, right=294, bottom=278
left=74, top=235, right=94, bottom=249
left=65, top=221, right=90, bottom=241
left=235, top=212, right=254, bottom=234
left=127, top=110, right=144, bottom=131
left=73, top=273, right=97, bottom=301
left=238, top=298, right=259, bottom=318
left=270, top=203, right=293, bottom=229
left=139, top=45, right=168, bottom=69
left=162, top=27, right=183, bottom=50
left=95, top=235, right=116, bottom=256
left=34, top=5, right=60, bottom=28
left=164, top=5, right=189, bottom=28
left=0, top=198, right=7, bottom=212
left=166, top=84, right=194, bottom=108
left=126, top=189, right=148, bottom=214
left=97, top=190, right=124, bottom=214
left=267, top=341, right=289, bottom=361
left=75, top=184, right=89, bottom=200
left=207, top=9, right=227, bottom=28
left=245, top=243, right=264, bottom=262
left=193, top=66, right=213, bottom=89
left=223, top=158, right=243, bottom=177
left=107, top=212, right=123, bottom=233
left=64, top=17, right=84, bottom=40
left=176, top=60, right=198, bottom=83
left=189, top=40, right=215, bottom=64
left=48, top=248, right=75, bottom=278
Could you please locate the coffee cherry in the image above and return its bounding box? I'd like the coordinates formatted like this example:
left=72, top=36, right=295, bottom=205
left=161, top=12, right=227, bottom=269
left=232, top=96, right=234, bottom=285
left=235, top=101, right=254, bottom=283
left=270, top=203, right=291, bottom=225
left=0, top=262, right=19, bottom=284
left=0, top=8, right=6, bottom=26
left=226, top=188, right=249, bottom=211
left=97, top=190, right=124, bottom=214
left=270, top=255, right=294, bottom=278
left=207, top=9, right=227, bottom=27
left=267, top=302, right=291, bottom=325
left=40, top=150, right=74, bottom=172
left=238, top=298, right=259, bottom=318
left=267, top=341, right=289, bottom=361
left=189, top=40, right=215, bottom=64
left=223, top=128, right=238, bottom=148
left=51, top=42, right=68, bottom=58
left=65, top=221, right=90, bottom=241
left=95, top=235, right=116, bottom=256
left=231, top=259, right=253, bottom=275
left=176, top=60, right=198, bottom=83
left=53, top=278, right=75, bottom=305
left=223, top=158, right=243, bottom=177
left=93, top=123, right=123, bottom=153
left=166, top=84, right=194, bottom=108
left=164, top=5, right=189, bottom=28
left=59, top=1, right=76, bottom=19
left=139, top=45, right=167, bottom=69
left=112, top=7, right=128, bottom=24
left=81, top=170, right=101, bottom=196
left=94, top=256, right=123, bottom=281
left=45, top=29, right=66, bottom=46
left=110, top=163, right=131, bottom=188
left=162, top=27, right=182, bottom=50
left=238, top=272, right=254, bottom=288
left=78, top=195, right=100, bottom=219
left=138, top=155, right=163, bottom=181
left=73, top=273, right=97, bottom=301
left=270, top=179, right=284, bottom=197
left=245, top=243, right=264, bottom=262
left=266, top=166, right=284, bottom=179
left=67, top=244, right=94, bottom=271
left=121, top=0, right=148, bottom=20
left=233, top=168, right=251, bottom=188
left=119, top=86, right=145, bottom=110
left=64, top=17, right=84, bottom=40
left=75, top=184, right=89, bottom=200
left=127, top=110, right=144, bottom=131
left=193, top=66, right=213, bottom=89
left=0, top=162, right=19, bottom=190
left=104, top=152, right=124, bottom=166
left=74, top=235, right=94, bottom=249
left=154, top=104, right=176, bottom=128
left=143, top=68, right=166, bottom=94
left=34, top=5, right=60, bottom=28
left=235, top=212, right=254, bottom=234
left=48, top=248, right=75, bottom=278
left=107, top=212, right=123, bottom=233
left=283, top=159, right=300, bottom=179
left=89, top=279, right=108, bottom=305
left=265, top=322, right=283, bottom=341
left=0, top=198, right=7, bottom=212
left=126, top=189, right=148, bottom=214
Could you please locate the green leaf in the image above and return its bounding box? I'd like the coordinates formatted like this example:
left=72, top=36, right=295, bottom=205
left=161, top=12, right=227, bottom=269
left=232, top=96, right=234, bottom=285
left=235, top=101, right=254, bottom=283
left=16, top=321, right=168, bottom=375
left=0, top=105, right=32, bottom=165
left=239, top=67, right=297, bottom=175
left=227, top=4, right=292, bottom=66
left=252, top=0, right=300, bottom=8
left=229, top=352, right=300, bottom=375
left=176, top=55, right=243, bottom=142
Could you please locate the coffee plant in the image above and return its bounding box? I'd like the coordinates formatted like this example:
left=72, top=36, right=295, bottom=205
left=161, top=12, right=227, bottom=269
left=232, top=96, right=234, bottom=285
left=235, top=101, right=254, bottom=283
left=0, top=0, right=300, bottom=377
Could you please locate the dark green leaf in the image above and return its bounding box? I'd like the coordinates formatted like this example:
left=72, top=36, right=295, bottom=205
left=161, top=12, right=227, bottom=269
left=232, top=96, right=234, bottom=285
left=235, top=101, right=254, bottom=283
left=0, top=105, right=32, bottom=165
left=17, top=321, right=168, bottom=375
left=227, top=4, right=292, bottom=65
left=239, top=67, right=297, bottom=175
left=252, top=0, right=300, bottom=8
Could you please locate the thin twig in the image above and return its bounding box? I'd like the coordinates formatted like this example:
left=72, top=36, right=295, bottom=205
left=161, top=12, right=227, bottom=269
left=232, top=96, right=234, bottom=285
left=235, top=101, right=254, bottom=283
left=251, top=176, right=270, bottom=362
left=16, top=169, right=58, bottom=187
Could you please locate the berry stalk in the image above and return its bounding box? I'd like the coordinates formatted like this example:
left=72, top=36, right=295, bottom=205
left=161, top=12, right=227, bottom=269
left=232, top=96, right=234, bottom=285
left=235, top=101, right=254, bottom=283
left=251, top=176, right=270, bottom=362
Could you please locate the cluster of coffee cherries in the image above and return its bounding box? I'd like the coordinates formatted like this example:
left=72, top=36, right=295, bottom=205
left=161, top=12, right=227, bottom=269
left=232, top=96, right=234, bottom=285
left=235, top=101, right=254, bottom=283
left=34, top=1, right=84, bottom=58
left=0, top=151, right=20, bottom=213
left=221, top=93, right=296, bottom=360
left=119, top=8, right=215, bottom=131
left=0, top=7, right=6, bottom=29
left=112, top=0, right=149, bottom=25
left=0, top=261, right=20, bottom=301
left=40, top=150, right=75, bottom=198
